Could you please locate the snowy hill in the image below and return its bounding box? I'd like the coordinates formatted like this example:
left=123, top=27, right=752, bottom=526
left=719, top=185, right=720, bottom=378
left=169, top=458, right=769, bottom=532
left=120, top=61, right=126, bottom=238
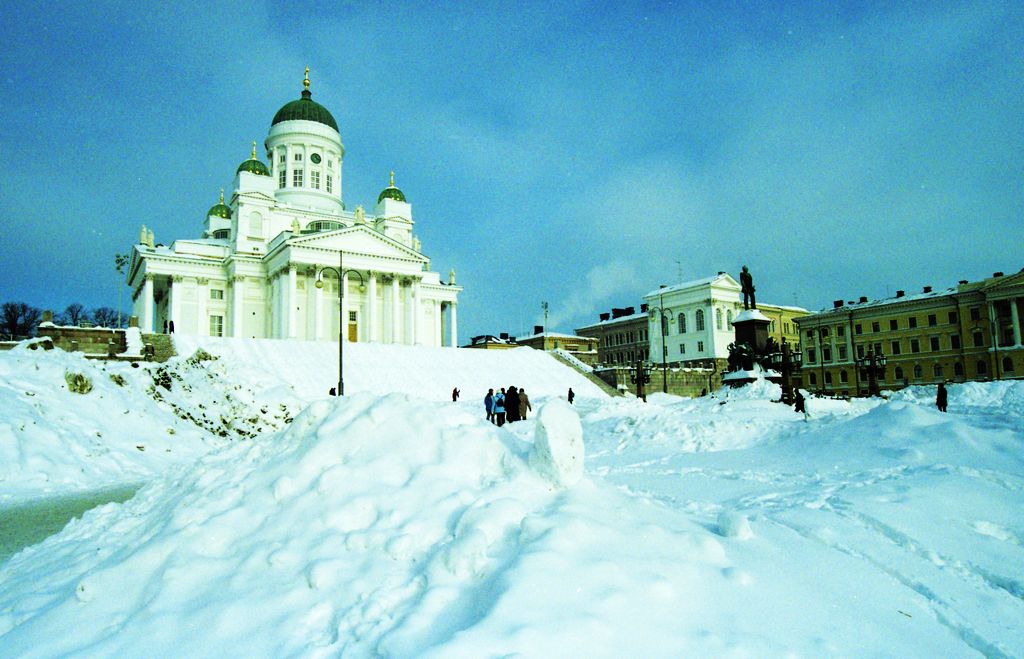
left=1, top=340, right=1022, bottom=656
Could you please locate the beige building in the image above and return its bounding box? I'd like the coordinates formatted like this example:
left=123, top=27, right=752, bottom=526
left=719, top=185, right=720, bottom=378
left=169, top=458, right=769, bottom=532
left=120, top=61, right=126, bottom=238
left=515, top=327, right=600, bottom=365
left=574, top=306, right=650, bottom=367
left=795, top=269, right=1024, bottom=396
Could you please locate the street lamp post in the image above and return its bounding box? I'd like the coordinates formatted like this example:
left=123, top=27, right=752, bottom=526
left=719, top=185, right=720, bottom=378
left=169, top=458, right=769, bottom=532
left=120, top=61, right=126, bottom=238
left=630, top=359, right=653, bottom=402
left=316, top=251, right=365, bottom=396
left=769, top=339, right=803, bottom=405
left=855, top=348, right=887, bottom=397
left=647, top=292, right=673, bottom=394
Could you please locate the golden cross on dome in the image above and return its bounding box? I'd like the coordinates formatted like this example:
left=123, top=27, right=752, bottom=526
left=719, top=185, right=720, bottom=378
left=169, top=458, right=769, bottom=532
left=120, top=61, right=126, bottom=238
left=303, top=66, right=310, bottom=90
left=219, top=188, right=224, bottom=203
left=251, top=140, right=257, bottom=159
left=389, top=170, right=395, bottom=187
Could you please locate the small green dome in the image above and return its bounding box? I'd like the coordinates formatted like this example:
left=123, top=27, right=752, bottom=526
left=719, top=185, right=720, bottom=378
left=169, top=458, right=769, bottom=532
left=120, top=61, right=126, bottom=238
left=272, top=89, right=338, bottom=132
left=237, top=159, right=270, bottom=176
left=377, top=170, right=407, bottom=203
left=207, top=189, right=232, bottom=219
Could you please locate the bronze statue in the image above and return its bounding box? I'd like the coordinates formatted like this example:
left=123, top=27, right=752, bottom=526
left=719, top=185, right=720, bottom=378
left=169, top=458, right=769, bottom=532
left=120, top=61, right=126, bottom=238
left=740, top=265, right=756, bottom=310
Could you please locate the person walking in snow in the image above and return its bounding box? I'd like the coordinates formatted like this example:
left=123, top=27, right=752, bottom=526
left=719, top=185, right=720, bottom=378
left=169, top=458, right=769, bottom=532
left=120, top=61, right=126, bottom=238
left=567, top=387, right=575, bottom=404
left=493, top=388, right=507, bottom=426
left=518, top=388, right=532, bottom=420
left=794, top=390, right=808, bottom=421
left=506, top=386, right=521, bottom=423
left=936, top=382, right=948, bottom=412
left=452, top=387, right=460, bottom=402
left=484, top=388, right=495, bottom=423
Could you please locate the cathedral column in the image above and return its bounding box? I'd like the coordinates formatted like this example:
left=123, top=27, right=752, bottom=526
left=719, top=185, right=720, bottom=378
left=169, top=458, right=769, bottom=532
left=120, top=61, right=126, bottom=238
left=313, top=271, right=323, bottom=341
left=287, top=265, right=297, bottom=339
left=232, top=276, right=244, bottom=337
left=1011, top=299, right=1021, bottom=347
left=342, top=271, right=349, bottom=342
left=435, top=300, right=442, bottom=346
left=367, top=271, right=377, bottom=342
left=411, top=279, right=420, bottom=345
left=142, top=275, right=155, bottom=333
left=391, top=277, right=400, bottom=344
left=450, top=301, right=458, bottom=348
left=197, top=278, right=208, bottom=336
left=170, top=276, right=183, bottom=332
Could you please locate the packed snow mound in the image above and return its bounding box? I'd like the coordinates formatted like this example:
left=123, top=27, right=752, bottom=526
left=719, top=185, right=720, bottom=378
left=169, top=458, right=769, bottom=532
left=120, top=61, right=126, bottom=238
left=530, top=399, right=585, bottom=487
left=172, top=336, right=607, bottom=402
left=889, top=380, right=1024, bottom=416
left=0, top=393, right=734, bottom=657
left=0, top=344, right=218, bottom=502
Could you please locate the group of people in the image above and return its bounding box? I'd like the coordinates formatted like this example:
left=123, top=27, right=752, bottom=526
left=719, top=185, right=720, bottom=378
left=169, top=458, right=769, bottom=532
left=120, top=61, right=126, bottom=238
left=484, top=386, right=532, bottom=426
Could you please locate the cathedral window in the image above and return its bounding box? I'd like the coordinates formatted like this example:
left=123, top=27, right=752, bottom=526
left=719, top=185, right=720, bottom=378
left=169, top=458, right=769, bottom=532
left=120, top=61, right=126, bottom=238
left=279, top=169, right=286, bottom=188
left=327, top=160, right=333, bottom=169
left=293, top=169, right=303, bottom=187
left=294, top=153, right=303, bottom=161
left=279, top=154, right=285, bottom=164
left=311, top=170, right=321, bottom=190
left=210, top=289, right=224, bottom=300
left=248, top=212, right=264, bottom=237
left=212, top=229, right=230, bottom=239
left=326, top=174, right=333, bottom=193
left=677, top=313, right=686, bottom=333
left=308, top=220, right=342, bottom=232
left=716, top=308, right=723, bottom=330
left=209, top=315, right=224, bottom=337
left=696, top=309, right=705, bottom=331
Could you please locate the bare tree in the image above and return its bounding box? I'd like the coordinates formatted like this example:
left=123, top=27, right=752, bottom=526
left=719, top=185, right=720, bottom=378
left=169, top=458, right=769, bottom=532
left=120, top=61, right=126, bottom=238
left=92, top=307, right=120, bottom=328
left=59, top=303, right=87, bottom=326
left=0, top=302, right=42, bottom=339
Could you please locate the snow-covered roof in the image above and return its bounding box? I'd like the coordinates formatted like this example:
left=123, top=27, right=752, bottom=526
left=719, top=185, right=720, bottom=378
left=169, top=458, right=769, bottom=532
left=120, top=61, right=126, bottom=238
left=575, top=311, right=648, bottom=331
left=806, top=286, right=957, bottom=316
left=643, top=273, right=737, bottom=299
left=517, top=331, right=595, bottom=342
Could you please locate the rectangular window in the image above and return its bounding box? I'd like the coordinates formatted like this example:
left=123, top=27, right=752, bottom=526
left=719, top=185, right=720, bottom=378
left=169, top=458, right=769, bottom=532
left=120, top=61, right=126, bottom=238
left=856, top=344, right=865, bottom=359
left=951, top=335, right=961, bottom=349
left=327, top=160, right=333, bottom=169
left=279, top=154, right=286, bottom=164
left=889, top=319, right=898, bottom=330
left=930, top=336, right=940, bottom=351
left=948, top=311, right=958, bottom=324
left=855, top=324, right=862, bottom=335
left=837, top=325, right=845, bottom=337
left=909, top=316, right=918, bottom=328
left=279, top=169, right=286, bottom=188
left=838, top=345, right=847, bottom=360
left=807, top=348, right=816, bottom=364
left=928, top=314, right=937, bottom=327
left=210, top=289, right=224, bottom=300
left=874, top=342, right=882, bottom=356
left=890, top=340, right=901, bottom=355
left=820, top=327, right=830, bottom=337
left=311, top=170, right=320, bottom=190
left=911, top=339, right=920, bottom=353
left=679, top=343, right=686, bottom=354
left=823, top=346, right=832, bottom=362
left=871, top=321, right=880, bottom=333
left=973, top=332, right=984, bottom=347
left=970, top=307, right=980, bottom=321
left=294, top=153, right=303, bottom=161
left=806, top=329, right=814, bottom=339
left=784, top=322, right=790, bottom=334
left=209, top=315, right=223, bottom=337
left=697, top=341, right=704, bottom=352
left=293, top=169, right=303, bottom=187
left=326, top=174, right=333, bottom=193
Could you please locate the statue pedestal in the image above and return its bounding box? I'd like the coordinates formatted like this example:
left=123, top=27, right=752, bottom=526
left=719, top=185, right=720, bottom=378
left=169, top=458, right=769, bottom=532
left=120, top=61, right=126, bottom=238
left=725, top=309, right=775, bottom=388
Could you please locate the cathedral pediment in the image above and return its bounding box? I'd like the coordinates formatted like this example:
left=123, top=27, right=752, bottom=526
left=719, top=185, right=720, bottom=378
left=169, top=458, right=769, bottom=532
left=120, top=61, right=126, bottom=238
left=287, top=225, right=425, bottom=262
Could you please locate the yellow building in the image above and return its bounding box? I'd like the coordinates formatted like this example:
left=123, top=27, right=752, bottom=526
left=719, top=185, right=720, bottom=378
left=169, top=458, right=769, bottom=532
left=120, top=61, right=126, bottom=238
left=515, top=327, right=600, bottom=365
left=795, top=269, right=1024, bottom=396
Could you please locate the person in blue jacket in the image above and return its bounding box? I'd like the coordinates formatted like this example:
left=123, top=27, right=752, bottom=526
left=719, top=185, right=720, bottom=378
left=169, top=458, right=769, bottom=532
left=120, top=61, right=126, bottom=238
left=493, top=388, right=507, bottom=426
left=484, top=388, right=495, bottom=423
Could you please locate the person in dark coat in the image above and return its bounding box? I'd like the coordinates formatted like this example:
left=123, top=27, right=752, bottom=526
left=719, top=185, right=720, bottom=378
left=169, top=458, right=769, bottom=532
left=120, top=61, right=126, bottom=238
left=794, top=390, right=807, bottom=420
left=452, top=387, right=460, bottom=402
left=567, top=387, right=575, bottom=404
left=493, top=388, right=506, bottom=426
left=519, top=388, right=532, bottom=420
left=506, top=386, right=521, bottom=423
left=484, top=389, right=494, bottom=423
left=936, top=382, right=948, bottom=412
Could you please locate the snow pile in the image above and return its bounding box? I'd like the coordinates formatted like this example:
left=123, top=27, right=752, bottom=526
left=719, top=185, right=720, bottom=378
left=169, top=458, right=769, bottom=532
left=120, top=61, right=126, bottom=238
left=529, top=399, right=585, bottom=487
left=172, top=336, right=607, bottom=403
left=889, top=379, right=1024, bottom=416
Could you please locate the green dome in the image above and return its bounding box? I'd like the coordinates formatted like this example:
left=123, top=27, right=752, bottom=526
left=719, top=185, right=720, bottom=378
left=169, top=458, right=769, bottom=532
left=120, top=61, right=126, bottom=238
left=377, top=171, right=406, bottom=203
left=237, top=158, right=270, bottom=176
left=207, top=190, right=232, bottom=219
left=272, top=89, right=338, bottom=132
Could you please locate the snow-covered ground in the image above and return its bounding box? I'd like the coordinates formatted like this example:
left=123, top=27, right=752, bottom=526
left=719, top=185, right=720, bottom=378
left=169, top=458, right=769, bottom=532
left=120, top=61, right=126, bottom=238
left=0, top=338, right=1021, bottom=657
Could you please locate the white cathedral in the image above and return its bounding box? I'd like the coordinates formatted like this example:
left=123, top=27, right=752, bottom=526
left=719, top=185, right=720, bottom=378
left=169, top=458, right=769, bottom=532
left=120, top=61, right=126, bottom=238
left=126, top=69, right=461, bottom=347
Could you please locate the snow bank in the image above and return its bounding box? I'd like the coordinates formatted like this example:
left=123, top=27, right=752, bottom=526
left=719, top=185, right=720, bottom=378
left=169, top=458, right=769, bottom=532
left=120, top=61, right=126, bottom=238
left=172, top=336, right=607, bottom=403
left=529, top=399, right=585, bottom=487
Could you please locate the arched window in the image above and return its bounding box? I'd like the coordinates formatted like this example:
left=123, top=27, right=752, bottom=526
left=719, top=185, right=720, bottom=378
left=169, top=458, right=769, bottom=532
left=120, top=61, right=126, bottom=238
left=727, top=310, right=733, bottom=326
left=696, top=309, right=705, bottom=331
left=1003, top=357, right=1015, bottom=372
left=894, top=366, right=904, bottom=380
left=933, top=364, right=943, bottom=378
left=677, top=313, right=686, bottom=333
left=913, top=365, right=922, bottom=379
left=825, top=371, right=833, bottom=384
left=248, top=212, right=264, bottom=236
left=954, top=362, right=964, bottom=377
left=839, top=370, right=848, bottom=383
left=808, top=372, right=817, bottom=385
left=307, top=220, right=343, bottom=233
left=716, top=308, right=723, bottom=330
left=212, top=229, right=230, bottom=239
left=977, top=360, right=987, bottom=375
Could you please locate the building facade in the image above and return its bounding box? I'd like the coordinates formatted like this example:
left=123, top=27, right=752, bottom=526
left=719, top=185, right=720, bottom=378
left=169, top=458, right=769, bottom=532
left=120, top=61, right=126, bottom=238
left=795, top=269, right=1024, bottom=396
left=515, top=327, right=600, bottom=365
left=574, top=306, right=650, bottom=367
left=642, top=273, right=807, bottom=372
left=126, top=70, right=461, bottom=347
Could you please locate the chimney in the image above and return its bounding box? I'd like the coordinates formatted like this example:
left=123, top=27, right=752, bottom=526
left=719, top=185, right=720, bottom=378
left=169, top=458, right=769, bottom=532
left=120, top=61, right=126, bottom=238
left=923, top=286, right=932, bottom=293
left=640, top=303, right=648, bottom=313
left=993, top=272, right=1004, bottom=278
left=499, top=332, right=509, bottom=340
left=833, top=300, right=844, bottom=308
left=896, top=290, right=905, bottom=298
left=859, top=296, right=868, bottom=303
left=659, top=284, right=667, bottom=288
left=599, top=312, right=610, bottom=322
left=718, top=271, right=725, bottom=275
left=509, top=336, right=517, bottom=343
left=533, top=325, right=543, bottom=335
left=624, top=306, right=635, bottom=315
left=958, top=280, right=968, bottom=285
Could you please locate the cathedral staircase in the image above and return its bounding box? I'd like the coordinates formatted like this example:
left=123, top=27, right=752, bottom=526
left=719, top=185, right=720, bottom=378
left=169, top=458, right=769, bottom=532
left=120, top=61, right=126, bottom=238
left=549, top=352, right=623, bottom=397
left=141, top=333, right=177, bottom=363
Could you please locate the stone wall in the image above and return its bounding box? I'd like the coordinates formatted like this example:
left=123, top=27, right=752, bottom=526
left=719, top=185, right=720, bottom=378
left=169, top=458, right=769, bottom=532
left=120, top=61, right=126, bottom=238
left=36, top=324, right=127, bottom=356
left=594, top=365, right=721, bottom=398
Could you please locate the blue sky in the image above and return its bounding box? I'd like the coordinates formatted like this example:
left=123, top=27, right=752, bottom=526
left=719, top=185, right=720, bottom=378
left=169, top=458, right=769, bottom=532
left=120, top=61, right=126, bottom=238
left=1, top=1, right=1021, bottom=340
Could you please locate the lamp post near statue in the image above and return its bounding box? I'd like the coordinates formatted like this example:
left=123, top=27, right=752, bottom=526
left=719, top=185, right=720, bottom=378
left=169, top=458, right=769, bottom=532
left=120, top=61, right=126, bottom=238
left=315, top=250, right=366, bottom=396
left=647, top=292, right=674, bottom=394
left=856, top=348, right=887, bottom=397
